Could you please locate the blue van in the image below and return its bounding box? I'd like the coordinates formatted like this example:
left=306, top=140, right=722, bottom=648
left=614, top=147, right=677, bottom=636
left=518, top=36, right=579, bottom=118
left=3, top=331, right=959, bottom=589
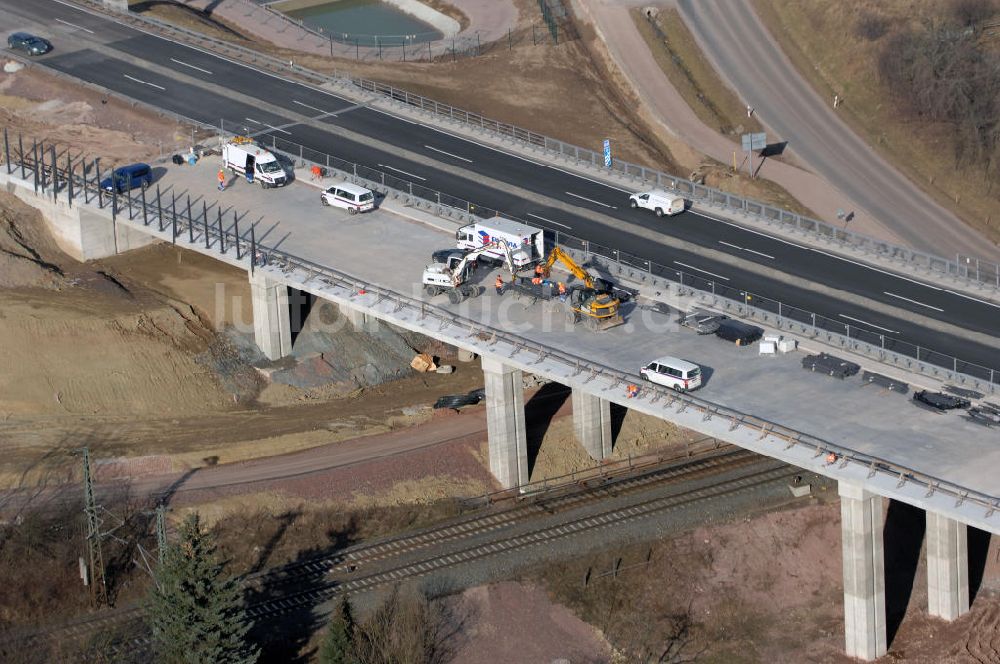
left=101, top=163, right=153, bottom=194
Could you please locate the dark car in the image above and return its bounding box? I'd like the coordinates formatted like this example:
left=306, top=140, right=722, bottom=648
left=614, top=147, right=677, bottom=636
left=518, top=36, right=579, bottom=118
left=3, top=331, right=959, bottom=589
left=8, top=32, right=52, bottom=56
left=714, top=319, right=763, bottom=346
left=101, top=163, right=153, bottom=194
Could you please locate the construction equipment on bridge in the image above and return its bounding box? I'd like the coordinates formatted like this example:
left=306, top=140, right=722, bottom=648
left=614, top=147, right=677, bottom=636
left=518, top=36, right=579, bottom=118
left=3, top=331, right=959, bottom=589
left=541, top=247, right=624, bottom=331
left=422, top=241, right=518, bottom=304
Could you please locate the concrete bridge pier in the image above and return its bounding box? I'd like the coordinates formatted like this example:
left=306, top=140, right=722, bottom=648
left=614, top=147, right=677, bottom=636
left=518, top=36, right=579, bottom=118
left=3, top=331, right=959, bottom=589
left=839, top=481, right=887, bottom=661
left=343, top=306, right=381, bottom=335
left=572, top=389, right=612, bottom=460
left=926, top=512, right=970, bottom=621
left=249, top=271, right=292, bottom=361
left=482, top=357, right=527, bottom=489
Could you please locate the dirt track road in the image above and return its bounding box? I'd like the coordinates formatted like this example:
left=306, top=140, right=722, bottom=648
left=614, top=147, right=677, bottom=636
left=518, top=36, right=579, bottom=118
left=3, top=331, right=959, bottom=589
left=677, top=0, right=999, bottom=260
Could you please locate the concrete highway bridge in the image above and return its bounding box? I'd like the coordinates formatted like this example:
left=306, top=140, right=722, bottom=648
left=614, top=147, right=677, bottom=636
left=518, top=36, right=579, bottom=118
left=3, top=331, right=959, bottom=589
left=3, top=1, right=1000, bottom=659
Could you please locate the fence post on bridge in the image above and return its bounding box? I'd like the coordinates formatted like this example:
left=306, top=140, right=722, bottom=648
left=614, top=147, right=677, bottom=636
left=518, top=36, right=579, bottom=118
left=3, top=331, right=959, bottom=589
left=187, top=195, right=194, bottom=243
left=218, top=208, right=225, bottom=254
left=96, top=158, right=103, bottom=209
left=233, top=210, right=240, bottom=260
left=250, top=222, right=256, bottom=276
left=141, top=185, right=147, bottom=226
left=155, top=185, right=162, bottom=230
left=31, top=141, right=38, bottom=194
left=3, top=128, right=9, bottom=175
left=50, top=144, right=57, bottom=203
left=67, top=155, right=73, bottom=208
left=18, top=133, right=25, bottom=179
left=203, top=202, right=209, bottom=249
left=171, top=193, right=177, bottom=244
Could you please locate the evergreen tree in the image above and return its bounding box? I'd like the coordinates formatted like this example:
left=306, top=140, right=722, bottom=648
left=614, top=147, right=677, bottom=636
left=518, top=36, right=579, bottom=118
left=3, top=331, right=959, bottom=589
left=147, top=513, right=259, bottom=664
left=319, top=596, right=358, bottom=664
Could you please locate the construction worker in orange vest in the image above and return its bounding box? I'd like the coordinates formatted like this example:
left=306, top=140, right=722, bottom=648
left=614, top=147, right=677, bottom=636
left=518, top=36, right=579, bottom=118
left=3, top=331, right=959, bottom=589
left=217, top=168, right=226, bottom=191
left=495, top=275, right=504, bottom=295
left=558, top=282, right=567, bottom=301
left=626, top=384, right=639, bottom=398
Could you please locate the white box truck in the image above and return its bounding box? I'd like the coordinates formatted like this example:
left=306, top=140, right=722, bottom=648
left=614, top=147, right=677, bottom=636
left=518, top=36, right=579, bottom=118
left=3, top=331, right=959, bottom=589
left=222, top=138, right=288, bottom=188
left=455, top=217, right=544, bottom=269
left=629, top=191, right=685, bottom=217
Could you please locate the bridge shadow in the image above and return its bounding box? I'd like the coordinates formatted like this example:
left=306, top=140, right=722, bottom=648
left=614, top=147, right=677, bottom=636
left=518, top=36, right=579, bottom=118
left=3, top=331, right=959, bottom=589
left=524, top=382, right=571, bottom=477
left=288, top=288, right=316, bottom=346
left=883, top=500, right=924, bottom=645
left=969, top=526, right=992, bottom=603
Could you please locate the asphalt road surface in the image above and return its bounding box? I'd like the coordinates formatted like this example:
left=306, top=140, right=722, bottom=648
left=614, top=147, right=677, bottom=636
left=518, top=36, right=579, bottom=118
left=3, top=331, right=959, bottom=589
left=2, top=0, right=999, bottom=375
left=678, top=0, right=995, bottom=261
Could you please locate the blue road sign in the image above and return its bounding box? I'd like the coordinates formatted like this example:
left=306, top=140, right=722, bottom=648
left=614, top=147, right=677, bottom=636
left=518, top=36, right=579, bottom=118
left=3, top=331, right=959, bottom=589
left=603, top=139, right=611, bottom=168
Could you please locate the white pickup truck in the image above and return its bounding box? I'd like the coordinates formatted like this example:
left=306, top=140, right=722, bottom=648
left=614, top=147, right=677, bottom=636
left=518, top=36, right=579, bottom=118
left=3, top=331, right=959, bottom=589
left=629, top=191, right=685, bottom=217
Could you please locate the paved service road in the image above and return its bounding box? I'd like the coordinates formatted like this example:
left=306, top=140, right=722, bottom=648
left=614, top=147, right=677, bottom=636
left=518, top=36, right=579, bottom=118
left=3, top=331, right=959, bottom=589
left=2, top=0, right=999, bottom=373
left=678, top=0, right=997, bottom=261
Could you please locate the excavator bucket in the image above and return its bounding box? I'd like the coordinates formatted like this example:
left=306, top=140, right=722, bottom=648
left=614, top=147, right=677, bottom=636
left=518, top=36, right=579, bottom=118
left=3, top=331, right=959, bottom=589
left=587, top=311, right=624, bottom=331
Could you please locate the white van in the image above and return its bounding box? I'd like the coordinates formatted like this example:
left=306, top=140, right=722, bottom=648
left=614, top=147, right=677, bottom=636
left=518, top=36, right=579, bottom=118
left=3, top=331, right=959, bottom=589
left=629, top=191, right=685, bottom=217
left=321, top=182, right=375, bottom=214
left=639, top=356, right=702, bottom=391
left=222, top=139, right=287, bottom=188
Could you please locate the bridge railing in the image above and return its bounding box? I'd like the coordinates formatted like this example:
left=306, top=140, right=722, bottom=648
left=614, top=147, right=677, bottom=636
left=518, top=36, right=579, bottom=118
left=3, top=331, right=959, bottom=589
left=247, top=130, right=1000, bottom=393
left=5, top=131, right=998, bottom=523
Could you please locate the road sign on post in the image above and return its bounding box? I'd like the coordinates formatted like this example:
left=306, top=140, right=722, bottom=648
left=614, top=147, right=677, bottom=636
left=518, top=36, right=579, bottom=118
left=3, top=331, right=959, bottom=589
left=740, top=132, right=766, bottom=178
left=603, top=139, right=612, bottom=168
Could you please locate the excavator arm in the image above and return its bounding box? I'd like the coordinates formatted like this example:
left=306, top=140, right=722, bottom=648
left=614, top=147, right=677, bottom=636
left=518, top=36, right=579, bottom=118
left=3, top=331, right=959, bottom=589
left=544, top=247, right=594, bottom=288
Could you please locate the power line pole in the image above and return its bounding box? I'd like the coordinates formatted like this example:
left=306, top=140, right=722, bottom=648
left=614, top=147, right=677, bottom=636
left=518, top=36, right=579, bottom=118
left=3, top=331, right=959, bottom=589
left=82, top=447, right=109, bottom=607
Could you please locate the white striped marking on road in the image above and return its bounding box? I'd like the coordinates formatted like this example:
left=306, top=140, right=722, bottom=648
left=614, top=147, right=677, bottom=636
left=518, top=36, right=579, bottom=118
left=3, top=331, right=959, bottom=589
left=526, top=212, right=571, bottom=229
left=674, top=261, right=729, bottom=281
left=883, top=291, right=944, bottom=312
left=378, top=163, right=425, bottom=181
left=718, top=240, right=775, bottom=260
left=424, top=145, right=473, bottom=163
left=169, top=57, right=213, bottom=75
left=244, top=117, right=291, bottom=135
left=838, top=314, right=899, bottom=335
left=123, top=74, right=165, bottom=91
left=293, top=99, right=332, bottom=115
left=55, top=18, right=94, bottom=34
left=565, top=191, right=616, bottom=209
left=944, top=289, right=1000, bottom=310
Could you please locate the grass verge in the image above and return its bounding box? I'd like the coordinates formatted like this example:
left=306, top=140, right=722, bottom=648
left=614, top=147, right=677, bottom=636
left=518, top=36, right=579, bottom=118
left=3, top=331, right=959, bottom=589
left=752, top=0, right=1000, bottom=245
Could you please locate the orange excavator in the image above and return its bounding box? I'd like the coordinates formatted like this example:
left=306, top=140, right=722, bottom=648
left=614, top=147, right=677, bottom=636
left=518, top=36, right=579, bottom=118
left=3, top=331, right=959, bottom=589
left=540, top=247, right=624, bottom=331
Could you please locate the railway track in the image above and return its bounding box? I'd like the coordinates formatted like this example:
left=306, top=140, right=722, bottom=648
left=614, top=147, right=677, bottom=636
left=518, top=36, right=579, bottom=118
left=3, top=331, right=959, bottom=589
left=0, top=448, right=798, bottom=656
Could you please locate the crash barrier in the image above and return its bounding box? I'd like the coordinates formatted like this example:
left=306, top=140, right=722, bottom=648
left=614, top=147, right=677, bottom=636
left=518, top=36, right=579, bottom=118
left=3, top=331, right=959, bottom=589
left=70, top=0, right=999, bottom=292
left=5, top=131, right=998, bottom=523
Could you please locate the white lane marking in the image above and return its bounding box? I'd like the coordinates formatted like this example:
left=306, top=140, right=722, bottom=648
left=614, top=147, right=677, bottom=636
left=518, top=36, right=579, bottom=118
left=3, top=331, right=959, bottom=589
left=674, top=261, right=729, bottom=281
left=689, top=210, right=945, bottom=291
left=838, top=314, right=899, bottom=334
left=169, top=57, right=213, bottom=75
left=123, top=74, right=165, bottom=91
left=293, top=99, right=331, bottom=115
left=526, top=212, right=571, bottom=230
left=424, top=145, right=472, bottom=163
left=565, top=192, right=616, bottom=209
left=718, top=240, right=775, bottom=260
left=378, top=164, right=425, bottom=181
left=883, top=291, right=944, bottom=312
left=55, top=18, right=94, bottom=33
left=944, top=289, right=1000, bottom=310
left=245, top=117, right=291, bottom=135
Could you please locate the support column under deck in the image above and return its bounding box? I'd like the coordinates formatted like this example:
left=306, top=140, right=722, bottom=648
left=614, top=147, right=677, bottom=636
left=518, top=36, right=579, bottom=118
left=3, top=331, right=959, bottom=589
left=482, top=356, right=527, bottom=489
left=249, top=271, right=291, bottom=361
left=926, top=511, right=970, bottom=621
left=839, top=481, right=887, bottom=661
left=343, top=306, right=380, bottom=335
left=572, top=389, right=612, bottom=460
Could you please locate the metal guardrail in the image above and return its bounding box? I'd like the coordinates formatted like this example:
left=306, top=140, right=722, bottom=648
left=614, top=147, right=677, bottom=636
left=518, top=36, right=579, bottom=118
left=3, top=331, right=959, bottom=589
left=5, top=135, right=998, bottom=525
left=244, top=129, right=999, bottom=392
left=76, top=0, right=1000, bottom=289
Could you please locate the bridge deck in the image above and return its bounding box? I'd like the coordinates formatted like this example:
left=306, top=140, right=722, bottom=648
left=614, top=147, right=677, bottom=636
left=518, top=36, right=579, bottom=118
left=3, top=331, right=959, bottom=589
left=157, top=160, right=1000, bottom=503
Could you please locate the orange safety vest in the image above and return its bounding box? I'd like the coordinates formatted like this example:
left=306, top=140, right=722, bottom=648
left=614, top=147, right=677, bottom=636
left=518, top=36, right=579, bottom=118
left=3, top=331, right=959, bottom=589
left=531, top=277, right=542, bottom=285
left=495, top=277, right=503, bottom=287
left=558, top=283, right=566, bottom=294
left=217, top=170, right=225, bottom=182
